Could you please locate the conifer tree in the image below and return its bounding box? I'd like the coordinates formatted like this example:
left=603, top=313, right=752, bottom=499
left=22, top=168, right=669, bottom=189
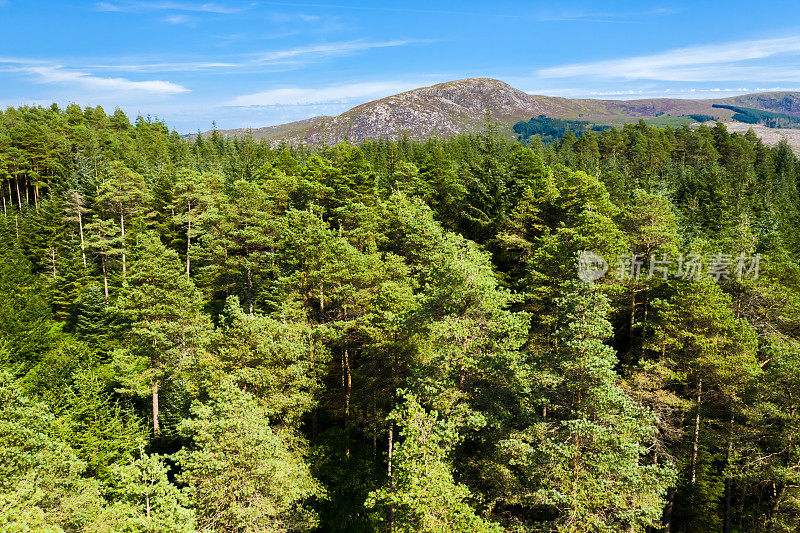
left=500, top=283, right=674, bottom=532
left=113, top=232, right=211, bottom=437
left=176, top=380, right=323, bottom=532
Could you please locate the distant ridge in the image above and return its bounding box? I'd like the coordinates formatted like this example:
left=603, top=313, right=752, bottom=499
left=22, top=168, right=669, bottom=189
left=191, top=78, right=800, bottom=145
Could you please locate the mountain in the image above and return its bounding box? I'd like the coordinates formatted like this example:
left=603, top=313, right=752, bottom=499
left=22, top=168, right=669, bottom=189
left=193, top=78, right=800, bottom=144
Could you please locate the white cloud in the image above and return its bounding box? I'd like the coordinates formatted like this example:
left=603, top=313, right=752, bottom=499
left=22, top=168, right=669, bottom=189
left=163, top=14, right=192, bottom=24
left=227, top=81, right=421, bottom=106
left=88, top=61, right=239, bottom=72
left=254, top=40, right=422, bottom=64
left=539, top=36, right=800, bottom=81
left=81, top=40, right=424, bottom=73
left=95, top=1, right=249, bottom=14
left=25, top=65, right=190, bottom=94
left=537, top=6, right=679, bottom=23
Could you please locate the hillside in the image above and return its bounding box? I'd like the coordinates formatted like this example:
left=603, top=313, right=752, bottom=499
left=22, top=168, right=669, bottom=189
left=193, top=78, right=800, bottom=144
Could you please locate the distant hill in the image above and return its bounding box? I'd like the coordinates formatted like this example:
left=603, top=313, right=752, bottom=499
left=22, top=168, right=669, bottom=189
left=716, top=92, right=800, bottom=116
left=191, top=78, right=800, bottom=144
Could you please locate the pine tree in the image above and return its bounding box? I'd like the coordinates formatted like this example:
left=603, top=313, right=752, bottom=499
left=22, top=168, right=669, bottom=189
left=367, top=392, right=502, bottom=533
left=99, top=450, right=196, bottom=532
left=112, top=232, right=211, bottom=437
left=0, top=372, right=105, bottom=530
left=176, top=380, right=324, bottom=532
left=171, top=169, right=214, bottom=278
left=96, top=161, right=150, bottom=278
left=500, top=283, right=675, bottom=532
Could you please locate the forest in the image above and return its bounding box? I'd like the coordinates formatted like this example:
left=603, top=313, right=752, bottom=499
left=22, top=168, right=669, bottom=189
left=513, top=115, right=611, bottom=143
left=0, top=104, right=799, bottom=533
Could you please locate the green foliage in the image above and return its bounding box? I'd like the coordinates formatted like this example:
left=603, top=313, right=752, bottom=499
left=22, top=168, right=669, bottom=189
left=98, top=451, right=196, bottom=533
left=499, top=284, right=674, bottom=532
left=0, top=372, right=104, bottom=531
left=0, top=105, right=798, bottom=532
left=112, top=232, right=211, bottom=437
left=514, top=115, right=611, bottom=143
left=368, top=392, right=502, bottom=533
left=176, top=380, right=324, bottom=532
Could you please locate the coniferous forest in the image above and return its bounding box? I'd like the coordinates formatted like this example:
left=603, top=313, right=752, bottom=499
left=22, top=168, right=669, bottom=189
left=1, top=104, right=800, bottom=533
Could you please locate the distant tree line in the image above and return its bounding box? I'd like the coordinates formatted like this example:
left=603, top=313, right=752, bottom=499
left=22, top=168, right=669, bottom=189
left=513, top=114, right=612, bottom=143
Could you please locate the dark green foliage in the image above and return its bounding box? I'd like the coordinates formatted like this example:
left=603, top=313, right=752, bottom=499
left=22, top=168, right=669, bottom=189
left=514, top=115, right=612, bottom=143
left=687, top=114, right=717, bottom=123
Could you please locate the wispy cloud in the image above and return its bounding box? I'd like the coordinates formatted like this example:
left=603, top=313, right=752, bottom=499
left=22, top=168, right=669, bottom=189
left=95, top=1, right=251, bottom=14
left=88, top=60, right=239, bottom=72
left=84, top=39, right=424, bottom=73
left=227, top=81, right=421, bottom=106
left=539, top=36, right=800, bottom=81
left=1, top=57, right=190, bottom=95
left=25, top=65, right=190, bottom=94
left=259, top=2, right=519, bottom=18
left=163, top=14, right=193, bottom=24
left=537, top=6, right=679, bottom=23
left=255, top=40, right=420, bottom=64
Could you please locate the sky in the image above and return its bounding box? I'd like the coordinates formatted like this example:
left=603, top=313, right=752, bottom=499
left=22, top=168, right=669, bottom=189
left=1, top=0, right=800, bottom=133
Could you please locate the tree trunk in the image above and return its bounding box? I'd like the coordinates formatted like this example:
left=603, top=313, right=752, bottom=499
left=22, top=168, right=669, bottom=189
left=388, top=347, right=397, bottom=532
left=630, top=290, right=638, bottom=352
left=641, top=290, right=649, bottom=358
left=152, top=378, right=160, bottom=437
left=78, top=210, right=87, bottom=268
left=15, top=176, right=22, bottom=212
left=246, top=266, right=254, bottom=315
left=662, top=488, right=674, bottom=532
left=691, top=379, right=702, bottom=485
left=343, top=348, right=352, bottom=458
left=372, top=399, right=378, bottom=456
left=119, top=204, right=126, bottom=278
left=724, top=411, right=734, bottom=533
left=769, top=484, right=786, bottom=532
left=738, top=484, right=747, bottom=529
left=186, top=204, right=191, bottom=277
left=388, top=419, right=395, bottom=532
left=101, top=255, right=109, bottom=306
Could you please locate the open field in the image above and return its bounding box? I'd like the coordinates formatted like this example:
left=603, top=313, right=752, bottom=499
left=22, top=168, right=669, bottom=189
left=723, top=122, right=800, bottom=152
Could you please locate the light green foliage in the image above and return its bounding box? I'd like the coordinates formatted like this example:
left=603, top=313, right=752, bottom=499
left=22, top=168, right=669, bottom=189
left=650, top=280, right=760, bottom=530
left=95, top=452, right=195, bottom=533
left=202, top=296, right=326, bottom=424
left=367, top=392, right=502, bottom=533
left=0, top=373, right=104, bottom=532
left=620, top=189, right=680, bottom=257
left=112, top=232, right=211, bottom=435
left=171, top=168, right=216, bottom=277
left=176, top=380, right=324, bottom=532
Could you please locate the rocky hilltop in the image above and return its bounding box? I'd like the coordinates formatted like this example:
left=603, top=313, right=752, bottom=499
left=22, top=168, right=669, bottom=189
left=193, top=78, right=800, bottom=144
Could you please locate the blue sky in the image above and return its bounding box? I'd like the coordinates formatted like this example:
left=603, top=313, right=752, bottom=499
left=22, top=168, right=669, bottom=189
left=2, top=1, right=800, bottom=133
